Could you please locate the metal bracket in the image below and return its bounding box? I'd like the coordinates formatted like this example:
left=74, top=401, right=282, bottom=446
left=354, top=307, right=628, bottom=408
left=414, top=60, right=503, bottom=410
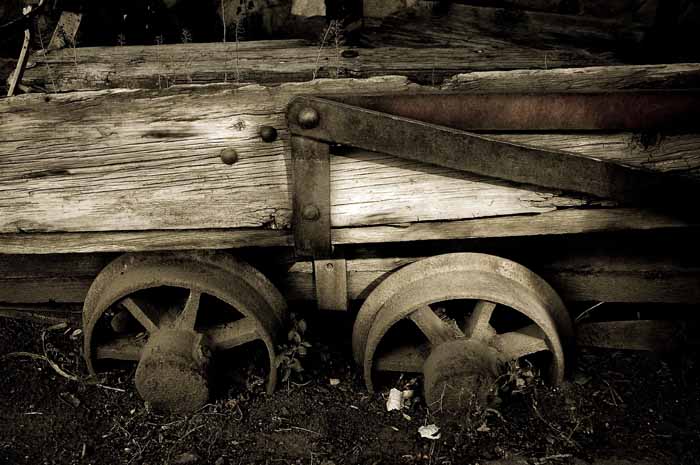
left=313, top=258, right=348, bottom=311
left=288, top=91, right=700, bottom=258
left=291, top=136, right=331, bottom=257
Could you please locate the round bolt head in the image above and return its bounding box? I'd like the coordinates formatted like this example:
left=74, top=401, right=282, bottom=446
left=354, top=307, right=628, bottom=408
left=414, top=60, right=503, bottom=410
left=220, top=148, right=238, bottom=165
left=260, top=126, right=278, bottom=142
left=297, top=107, right=320, bottom=129
left=301, top=204, right=321, bottom=221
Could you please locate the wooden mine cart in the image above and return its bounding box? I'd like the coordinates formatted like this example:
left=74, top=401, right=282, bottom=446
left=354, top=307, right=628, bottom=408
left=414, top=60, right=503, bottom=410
left=2, top=5, right=700, bottom=413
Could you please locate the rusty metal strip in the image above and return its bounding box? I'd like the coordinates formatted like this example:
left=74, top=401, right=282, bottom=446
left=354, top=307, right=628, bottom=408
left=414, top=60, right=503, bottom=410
left=332, top=92, right=700, bottom=132
left=290, top=136, right=331, bottom=257
left=288, top=96, right=700, bottom=208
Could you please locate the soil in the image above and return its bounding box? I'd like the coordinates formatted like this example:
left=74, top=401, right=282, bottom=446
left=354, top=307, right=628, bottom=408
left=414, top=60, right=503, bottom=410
left=1, top=309, right=699, bottom=465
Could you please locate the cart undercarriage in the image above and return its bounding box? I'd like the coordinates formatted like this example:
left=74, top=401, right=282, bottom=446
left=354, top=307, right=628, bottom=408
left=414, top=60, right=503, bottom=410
left=2, top=45, right=700, bottom=413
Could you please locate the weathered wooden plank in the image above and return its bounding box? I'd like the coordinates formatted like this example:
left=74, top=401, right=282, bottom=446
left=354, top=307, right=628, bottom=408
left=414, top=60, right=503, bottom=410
left=443, top=64, right=700, bottom=92
left=1, top=207, right=692, bottom=255
left=0, top=229, right=291, bottom=254
left=282, top=254, right=700, bottom=304
left=332, top=208, right=692, bottom=245
left=361, top=3, right=646, bottom=49
left=576, top=320, right=683, bottom=352
left=0, top=304, right=81, bottom=324
left=1, top=208, right=691, bottom=255
left=22, top=40, right=615, bottom=92
left=2, top=249, right=699, bottom=305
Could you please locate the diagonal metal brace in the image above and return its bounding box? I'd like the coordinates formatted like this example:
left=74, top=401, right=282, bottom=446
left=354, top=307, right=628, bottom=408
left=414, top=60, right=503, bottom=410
left=287, top=92, right=700, bottom=257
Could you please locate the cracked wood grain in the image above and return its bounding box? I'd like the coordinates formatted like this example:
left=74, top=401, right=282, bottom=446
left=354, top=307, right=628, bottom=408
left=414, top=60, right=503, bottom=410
left=2, top=65, right=700, bottom=253
left=22, top=41, right=615, bottom=92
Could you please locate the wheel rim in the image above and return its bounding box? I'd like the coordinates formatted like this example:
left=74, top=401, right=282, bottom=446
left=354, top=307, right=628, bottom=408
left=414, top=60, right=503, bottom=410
left=83, top=251, right=286, bottom=412
left=351, top=253, right=573, bottom=397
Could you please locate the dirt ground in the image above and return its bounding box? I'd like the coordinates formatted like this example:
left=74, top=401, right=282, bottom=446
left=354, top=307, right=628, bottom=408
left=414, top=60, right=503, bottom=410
left=1, top=310, right=699, bottom=465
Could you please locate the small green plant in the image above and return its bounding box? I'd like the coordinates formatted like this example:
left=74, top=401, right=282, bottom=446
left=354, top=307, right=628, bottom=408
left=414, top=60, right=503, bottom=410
left=275, top=313, right=312, bottom=384
left=498, top=359, right=539, bottom=397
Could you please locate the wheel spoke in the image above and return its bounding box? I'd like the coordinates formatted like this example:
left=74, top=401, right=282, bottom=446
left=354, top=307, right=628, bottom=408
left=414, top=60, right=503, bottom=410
left=409, top=306, right=459, bottom=346
left=374, top=344, right=427, bottom=373
left=492, top=324, right=548, bottom=360
left=463, top=300, right=497, bottom=341
left=95, top=335, right=145, bottom=361
left=121, top=297, right=158, bottom=333
left=175, top=289, right=201, bottom=330
left=205, top=318, right=259, bottom=351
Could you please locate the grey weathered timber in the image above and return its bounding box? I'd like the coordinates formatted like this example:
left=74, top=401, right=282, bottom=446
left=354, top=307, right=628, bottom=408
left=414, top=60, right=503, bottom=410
left=443, top=64, right=700, bottom=92
left=1, top=251, right=698, bottom=305
left=332, top=208, right=691, bottom=245
left=21, top=41, right=616, bottom=92
left=0, top=208, right=689, bottom=255
left=1, top=64, right=700, bottom=254
left=361, top=3, right=647, bottom=49
left=576, top=320, right=683, bottom=352
left=0, top=229, right=291, bottom=254
left=285, top=255, right=700, bottom=305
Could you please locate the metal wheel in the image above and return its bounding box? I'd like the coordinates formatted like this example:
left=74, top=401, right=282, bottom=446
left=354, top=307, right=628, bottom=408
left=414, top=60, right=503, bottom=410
left=83, top=251, right=286, bottom=413
left=351, top=253, right=573, bottom=410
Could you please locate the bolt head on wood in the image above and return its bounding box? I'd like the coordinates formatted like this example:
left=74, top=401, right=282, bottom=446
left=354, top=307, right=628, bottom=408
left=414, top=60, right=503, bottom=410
left=301, top=204, right=321, bottom=221
left=220, top=148, right=238, bottom=165
left=298, top=107, right=320, bottom=129
left=260, top=126, right=278, bottom=142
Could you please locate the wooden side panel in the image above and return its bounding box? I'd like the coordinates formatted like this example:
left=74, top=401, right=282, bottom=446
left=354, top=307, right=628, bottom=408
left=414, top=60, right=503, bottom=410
left=2, top=72, right=700, bottom=241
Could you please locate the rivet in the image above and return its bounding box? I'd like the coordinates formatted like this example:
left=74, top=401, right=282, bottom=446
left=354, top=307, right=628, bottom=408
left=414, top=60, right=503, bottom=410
left=301, top=204, right=320, bottom=221
left=297, top=107, right=320, bottom=129
left=325, top=262, right=334, bottom=271
left=260, top=126, right=278, bottom=142
left=220, top=148, right=238, bottom=165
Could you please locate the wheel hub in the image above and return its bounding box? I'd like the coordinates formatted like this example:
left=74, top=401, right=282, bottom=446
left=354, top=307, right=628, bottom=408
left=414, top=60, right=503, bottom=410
left=135, top=329, right=211, bottom=413
left=423, top=338, right=503, bottom=413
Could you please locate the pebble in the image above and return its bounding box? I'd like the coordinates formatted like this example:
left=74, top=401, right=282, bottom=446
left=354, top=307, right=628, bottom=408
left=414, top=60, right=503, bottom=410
left=172, top=452, right=200, bottom=465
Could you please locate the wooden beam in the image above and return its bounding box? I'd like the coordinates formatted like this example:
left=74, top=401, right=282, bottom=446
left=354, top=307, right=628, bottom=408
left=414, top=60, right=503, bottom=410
left=282, top=254, right=700, bottom=304
left=22, top=40, right=616, bottom=92
left=331, top=208, right=693, bottom=245
left=0, top=229, right=291, bottom=254
left=361, top=3, right=647, bottom=49
left=443, top=63, right=700, bottom=92
left=3, top=248, right=697, bottom=305
left=576, top=320, right=683, bottom=352
left=1, top=207, right=692, bottom=255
